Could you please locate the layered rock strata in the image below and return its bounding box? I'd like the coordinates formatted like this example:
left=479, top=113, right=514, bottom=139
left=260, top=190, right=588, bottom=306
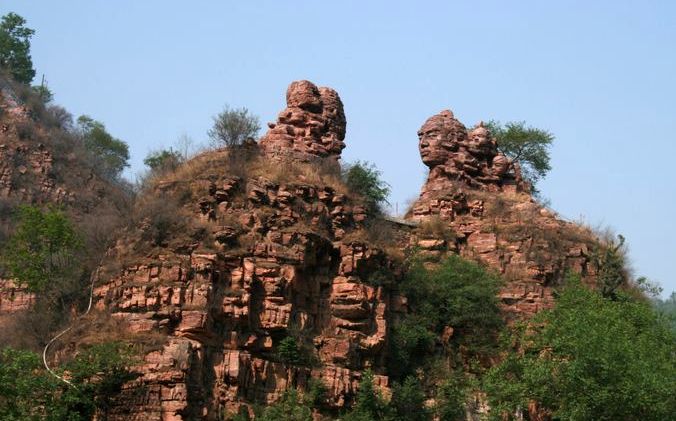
left=93, top=82, right=398, bottom=420
left=259, top=80, right=346, bottom=161
left=409, top=110, right=596, bottom=317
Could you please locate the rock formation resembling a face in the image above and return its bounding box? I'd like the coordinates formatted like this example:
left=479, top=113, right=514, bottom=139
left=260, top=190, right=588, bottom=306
left=418, top=110, right=466, bottom=167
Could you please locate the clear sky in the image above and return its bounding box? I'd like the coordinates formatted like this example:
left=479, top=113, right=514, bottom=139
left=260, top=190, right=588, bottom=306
left=3, top=1, right=675, bottom=296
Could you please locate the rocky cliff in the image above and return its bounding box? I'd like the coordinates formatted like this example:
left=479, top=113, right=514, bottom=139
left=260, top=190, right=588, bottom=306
left=64, top=82, right=598, bottom=420
left=408, top=110, right=596, bottom=317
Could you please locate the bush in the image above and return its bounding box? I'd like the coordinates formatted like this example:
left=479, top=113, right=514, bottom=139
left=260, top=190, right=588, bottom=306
left=0, top=342, right=133, bottom=420
left=208, top=105, right=260, bottom=147
left=143, top=148, right=183, bottom=174
left=257, top=389, right=312, bottom=421
left=77, top=115, right=130, bottom=180
left=343, top=370, right=393, bottom=421
left=342, top=161, right=390, bottom=214
left=277, top=336, right=302, bottom=365
left=393, top=255, right=503, bottom=375
left=483, top=280, right=676, bottom=420
left=3, top=205, right=82, bottom=293
left=390, top=376, right=429, bottom=421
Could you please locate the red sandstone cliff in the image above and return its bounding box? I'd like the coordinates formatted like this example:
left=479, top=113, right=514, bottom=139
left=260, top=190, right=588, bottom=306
left=36, top=82, right=600, bottom=420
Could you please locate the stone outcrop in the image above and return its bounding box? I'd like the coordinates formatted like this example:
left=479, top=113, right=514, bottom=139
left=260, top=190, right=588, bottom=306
left=90, top=81, right=398, bottom=419
left=259, top=80, right=346, bottom=160
left=409, top=110, right=596, bottom=318
left=418, top=110, right=526, bottom=199
left=41, top=85, right=603, bottom=419
left=95, top=170, right=398, bottom=420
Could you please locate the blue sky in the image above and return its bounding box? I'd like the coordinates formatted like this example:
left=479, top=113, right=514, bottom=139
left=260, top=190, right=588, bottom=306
left=3, top=1, right=675, bottom=296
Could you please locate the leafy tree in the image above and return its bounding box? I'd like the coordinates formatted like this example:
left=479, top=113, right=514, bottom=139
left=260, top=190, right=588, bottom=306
left=342, top=161, right=390, bottom=214
left=434, top=376, right=466, bottom=421
left=257, top=389, right=312, bottom=421
left=32, top=83, right=53, bottom=103
left=592, top=234, right=629, bottom=299
left=390, top=376, right=429, bottom=421
left=0, top=342, right=133, bottom=420
left=0, top=347, right=58, bottom=420
left=654, top=291, right=676, bottom=334
left=391, top=254, right=503, bottom=378
left=277, top=336, right=302, bottom=365
left=208, top=105, right=260, bottom=147
left=485, top=120, right=554, bottom=189
left=343, top=370, right=393, bottom=421
left=77, top=115, right=130, bottom=180
left=0, top=12, right=35, bottom=84
left=483, top=280, right=676, bottom=421
left=143, top=148, right=183, bottom=173
left=3, top=205, right=82, bottom=292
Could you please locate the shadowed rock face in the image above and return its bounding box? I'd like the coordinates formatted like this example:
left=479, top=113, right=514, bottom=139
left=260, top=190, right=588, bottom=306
left=417, top=110, right=524, bottom=197
left=259, top=80, right=346, bottom=160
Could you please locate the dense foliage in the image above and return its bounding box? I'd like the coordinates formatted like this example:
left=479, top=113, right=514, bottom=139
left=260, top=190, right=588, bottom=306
left=342, top=161, right=390, bottom=214
left=3, top=205, right=82, bottom=293
left=483, top=280, right=676, bottom=421
left=389, top=254, right=503, bottom=379
left=485, top=120, right=553, bottom=190
left=208, top=105, right=261, bottom=147
left=143, top=148, right=184, bottom=174
left=77, top=115, right=130, bottom=180
left=0, top=12, right=35, bottom=84
left=0, top=342, right=133, bottom=420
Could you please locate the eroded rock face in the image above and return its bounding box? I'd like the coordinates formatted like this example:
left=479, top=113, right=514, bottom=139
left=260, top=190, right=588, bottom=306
left=259, top=80, right=346, bottom=160
left=410, top=110, right=596, bottom=318
left=418, top=110, right=525, bottom=198
left=94, top=149, right=399, bottom=419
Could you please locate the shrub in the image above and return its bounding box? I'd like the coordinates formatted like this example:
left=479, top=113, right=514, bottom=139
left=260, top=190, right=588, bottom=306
left=143, top=148, right=183, bottom=174
left=399, top=255, right=503, bottom=361
left=77, top=115, right=130, bottom=180
left=342, top=161, right=390, bottom=214
left=592, top=233, right=630, bottom=299
left=483, top=280, right=676, bottom=420
left=257, top=389, right=312, bottom=421
left=390, top=376, right=429, bottom=421
left=277, top=336, right=302, bottom=365
left=3, top=205, right=82, bottom=293
left=208, top=105, right=260, bottom=147
left=343, top=370, right=392, bottom=421
left=0, top=342, right=133, bottom=420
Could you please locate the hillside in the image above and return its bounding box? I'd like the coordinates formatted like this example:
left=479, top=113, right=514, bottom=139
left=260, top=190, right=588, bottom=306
left=69, top=80, right=600, bottom=420
left=0, top=74, right=130, bottom=348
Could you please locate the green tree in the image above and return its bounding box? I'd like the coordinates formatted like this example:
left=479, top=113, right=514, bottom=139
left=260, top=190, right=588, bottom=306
left=277, top=336, right=302, bottom=365
left=342, top=161, right=390, bottom=214
left=0, top=12, right=35, bottom=84
left=208, top=105, right=260, bottom=147
left=77, top=115, right=130, bottom=180
left=143, top=148, right=183, bottom=174
left=343, top=370, right=393, bottom=421
left=3, top=205, right=82, bottom=292
left=0, top=343, right=132, bottom=420
left=390, top=376, right=429, bottom=421
left=31, top=83, right=53, bottom=103
left=257, top=389, right=312, bottom=421
left=391, top=255, right=503, bottom=378
left=485, top=120, right=554, bottom=190
left=0, top=348, right=58, bottom=420
left=483, top=280, right=676, bottom=421
left=592, top=234, right=629, bottom=299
